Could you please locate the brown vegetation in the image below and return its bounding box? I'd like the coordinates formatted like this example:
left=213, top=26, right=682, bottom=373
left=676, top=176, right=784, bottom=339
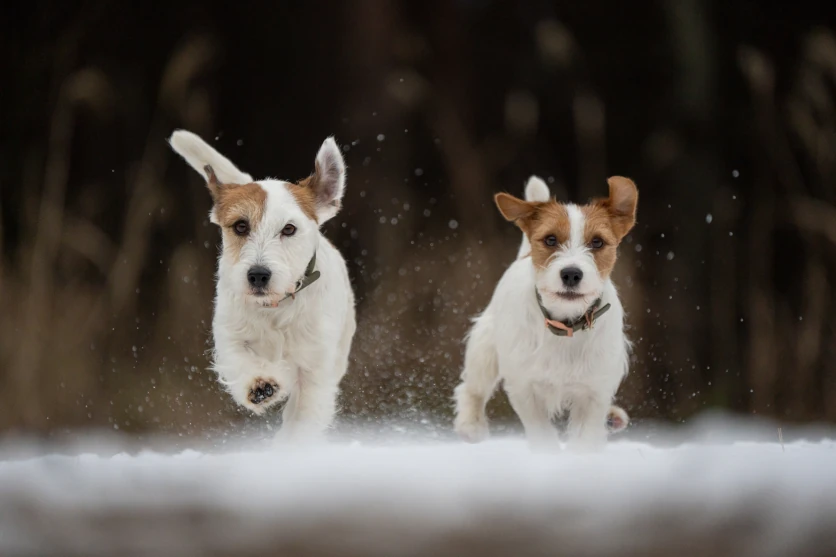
left=1, top=2, right=835, bottom=435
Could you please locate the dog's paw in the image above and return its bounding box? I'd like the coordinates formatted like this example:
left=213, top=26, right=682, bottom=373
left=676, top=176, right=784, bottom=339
left=249, top=377, right=278, bottom=404
left=245, top=377, right=284, bottom=414
left=454, top=417, right=490, bottom=444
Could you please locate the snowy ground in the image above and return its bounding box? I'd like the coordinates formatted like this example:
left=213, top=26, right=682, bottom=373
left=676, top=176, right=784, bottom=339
left=1, top=418, right=836, bottom=557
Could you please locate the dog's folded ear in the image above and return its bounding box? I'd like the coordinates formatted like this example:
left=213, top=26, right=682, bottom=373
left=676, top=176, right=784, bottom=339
left=168, top=129, right=254, bottom=196
left=604, top=176, right=638, bottom=239
left=495, top=192, right=537, bottom=224
left=306, top=137, right=346, bottom=223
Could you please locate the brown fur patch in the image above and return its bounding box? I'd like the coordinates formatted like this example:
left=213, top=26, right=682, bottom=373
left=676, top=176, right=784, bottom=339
left=581, top=176, right=638, bottom=278
left=524, top=202, right=572, bottom=270
left=495, top=176, right=638, bottom=278
left=213, top=182, right=267, bottom=261
left=290, top=178, right=320, bottom=223
left=581, top=204, right=620, bottom=279
left=495, top=194, right=571, bottom=270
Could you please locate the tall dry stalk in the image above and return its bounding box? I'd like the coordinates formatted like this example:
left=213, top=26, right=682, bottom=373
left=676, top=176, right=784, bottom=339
left=2, top=36, right=221, bottom=431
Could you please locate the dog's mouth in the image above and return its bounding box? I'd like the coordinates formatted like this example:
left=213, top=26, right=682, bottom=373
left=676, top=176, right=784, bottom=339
left=247, top=289, right=276, bottom=302
left=249, top=283, right=284, bottom=297
left=555, top=291, right=587, bottom=301
left=248, top=289, right=297, bottom=308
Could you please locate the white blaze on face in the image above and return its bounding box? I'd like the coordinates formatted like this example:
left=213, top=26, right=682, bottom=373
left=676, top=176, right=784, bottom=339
left=536, top=203, right=606, bottom=318
left=566, top=204, right=587, bottom=254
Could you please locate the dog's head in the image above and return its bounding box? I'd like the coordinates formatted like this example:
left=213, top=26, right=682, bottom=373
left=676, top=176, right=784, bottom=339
left=169, top=130, right=346, bottom=306
left=496, top=176, right=638, bottom=318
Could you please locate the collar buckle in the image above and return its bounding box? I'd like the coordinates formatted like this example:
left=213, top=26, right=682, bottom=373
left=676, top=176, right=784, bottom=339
left=277, top=252, right=320, bottom=304
left=545, top=318, right=574, bottom=337
left=584, top=310, right=594, bottom=330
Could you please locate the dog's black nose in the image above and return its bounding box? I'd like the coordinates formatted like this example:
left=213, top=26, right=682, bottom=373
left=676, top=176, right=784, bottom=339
left=560, top=267, right=583, bottom=287
left=247, top=266, right=272, bottom=288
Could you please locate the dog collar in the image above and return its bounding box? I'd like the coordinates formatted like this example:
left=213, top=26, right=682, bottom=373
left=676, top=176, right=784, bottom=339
left=263, top=252, right=320, bottom=307
left=535, top=289, right=611, bottom=337
left=283, top=251, right=321, bottom=301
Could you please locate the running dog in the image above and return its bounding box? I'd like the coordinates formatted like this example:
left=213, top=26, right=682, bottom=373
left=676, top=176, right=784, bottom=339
left=453, top=176, right=636, bottom=450
left=169, top=130, right=356, bottom=442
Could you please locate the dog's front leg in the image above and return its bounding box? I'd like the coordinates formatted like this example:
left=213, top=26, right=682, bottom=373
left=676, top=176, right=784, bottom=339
left=566, top=394, right=610, bottom=451
left=275, top=368, right=340, bottom=444
left=505, top=384, right=560, bottom=452
left=212, top=344, right=293, bottom=416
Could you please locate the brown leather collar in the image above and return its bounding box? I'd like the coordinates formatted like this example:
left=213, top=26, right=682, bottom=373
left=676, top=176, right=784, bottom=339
left=536, top=289, right=611, bottom=337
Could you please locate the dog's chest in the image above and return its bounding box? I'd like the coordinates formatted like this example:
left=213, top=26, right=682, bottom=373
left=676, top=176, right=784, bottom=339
left=237, top=314, right=310, bottom=365
left=244, top=330, right=286, bottom=363
left=502, top=323, right=622, bottom=388
left=531, top=333, right=602, bottom=380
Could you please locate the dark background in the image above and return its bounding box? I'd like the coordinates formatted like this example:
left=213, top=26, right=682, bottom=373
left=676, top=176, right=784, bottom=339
left=2, top=0, right=836, bottom=439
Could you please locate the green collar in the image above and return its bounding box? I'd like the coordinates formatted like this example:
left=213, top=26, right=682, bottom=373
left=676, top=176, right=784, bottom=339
left=536, top=289, right=611, bottom=337
left=262, top=252, right=320, bottom=307
left=283, top=251, right=320, bottom=301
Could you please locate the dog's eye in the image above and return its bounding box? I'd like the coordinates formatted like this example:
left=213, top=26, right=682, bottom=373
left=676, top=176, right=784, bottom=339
left=544, top=235, right=557, bottom=247
left=281, top=224, right=297, bottom=236
left=233, top=220, right=250, bottom=236
left=590, top=237, right=604, bottom=249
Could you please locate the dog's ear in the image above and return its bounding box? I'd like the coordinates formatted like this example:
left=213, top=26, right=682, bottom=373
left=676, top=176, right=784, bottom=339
left=603, top=176, right=638, bottom=240
left=169, top=130, right=254, bottom=221
left=524, top=176, right=550, bottom=202
left=495, top=192, right=538, bottom=226
left=305, top=137, right=346, bottom=223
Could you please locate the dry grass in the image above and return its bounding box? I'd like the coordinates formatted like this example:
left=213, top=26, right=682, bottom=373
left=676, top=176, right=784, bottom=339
left=1, top=14, right=835, bottom=435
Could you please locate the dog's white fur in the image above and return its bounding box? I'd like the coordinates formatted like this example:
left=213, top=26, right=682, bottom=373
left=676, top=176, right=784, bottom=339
left=454, top=176, right=634, bottom=451
left=169, top=130, right=356, bottom=442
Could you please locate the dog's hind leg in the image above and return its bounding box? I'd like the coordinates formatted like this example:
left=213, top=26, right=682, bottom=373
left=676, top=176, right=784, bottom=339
left=453, top=314, right=499, bottom=443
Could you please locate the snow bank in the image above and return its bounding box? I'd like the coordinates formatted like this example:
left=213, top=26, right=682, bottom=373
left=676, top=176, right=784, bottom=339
left=1, top=430, right=835, bottom=557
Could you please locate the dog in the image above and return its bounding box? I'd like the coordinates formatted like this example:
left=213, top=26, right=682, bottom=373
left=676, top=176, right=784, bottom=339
left=169, top=130, right=356, bottom=442
left=453, top=175, right=636, bottom=450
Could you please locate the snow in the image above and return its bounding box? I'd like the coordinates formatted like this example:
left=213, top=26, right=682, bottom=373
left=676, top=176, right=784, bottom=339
left=1, top=420, right=836, bottom=556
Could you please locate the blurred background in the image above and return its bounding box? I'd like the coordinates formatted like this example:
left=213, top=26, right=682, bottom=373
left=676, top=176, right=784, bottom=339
left=2, top=0, right=836, bottom=441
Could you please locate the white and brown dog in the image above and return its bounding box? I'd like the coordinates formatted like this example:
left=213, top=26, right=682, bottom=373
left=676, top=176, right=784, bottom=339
left=169, top=130, right=356, bottom=442
left=454, top=176, right=636, bottom=450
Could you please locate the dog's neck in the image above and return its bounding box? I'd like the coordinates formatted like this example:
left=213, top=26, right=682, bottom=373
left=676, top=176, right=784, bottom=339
left=259, top=251, right=321, bottom=309
left=535, top=287, right=611, bottom=338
